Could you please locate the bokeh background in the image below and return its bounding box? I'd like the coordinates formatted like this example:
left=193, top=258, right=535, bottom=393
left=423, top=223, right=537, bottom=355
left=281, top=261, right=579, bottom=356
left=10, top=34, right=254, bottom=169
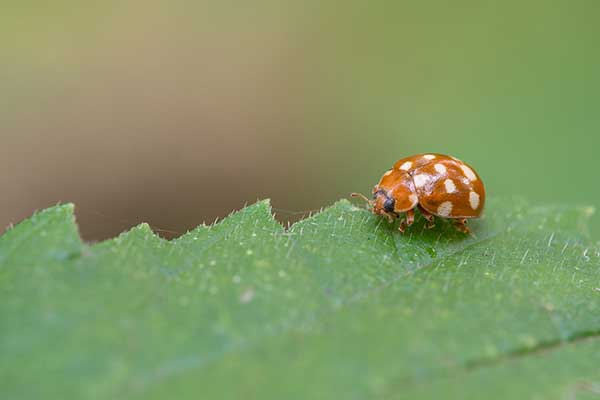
left=2, top=1, right=599, bottom=241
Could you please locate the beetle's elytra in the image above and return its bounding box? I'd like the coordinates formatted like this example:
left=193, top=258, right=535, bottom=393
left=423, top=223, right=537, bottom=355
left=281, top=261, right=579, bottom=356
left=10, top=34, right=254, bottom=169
left=352, top=153, right=485, bottom=233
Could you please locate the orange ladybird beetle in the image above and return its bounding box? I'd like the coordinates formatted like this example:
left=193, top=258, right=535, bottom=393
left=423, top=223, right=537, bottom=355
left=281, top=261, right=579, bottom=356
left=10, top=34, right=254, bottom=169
left=352, top=153, right=485, bottom=233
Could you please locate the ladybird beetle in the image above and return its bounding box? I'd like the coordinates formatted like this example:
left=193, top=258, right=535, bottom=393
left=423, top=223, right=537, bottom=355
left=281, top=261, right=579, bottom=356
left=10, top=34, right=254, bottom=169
left=352, top=153, right=485, bottom=233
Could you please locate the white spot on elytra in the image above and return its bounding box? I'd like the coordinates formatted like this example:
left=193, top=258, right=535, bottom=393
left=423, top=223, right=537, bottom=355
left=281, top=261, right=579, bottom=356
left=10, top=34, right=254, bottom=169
left=409, top=194, right=418, bottom=206
left=461, top=165, right=477, bottom=181
left=444, top=179, right=457, bottom=193
left=469, top=191, right=480, bottom=210
left=434, top=163, right=447, bottom=174
left=413, top=174, right=429, bottom=188
left=437, top=201, right=453, bottom=217
left=423, top=154, right=436, bottom=160
left=399, top=161, right=413, bottom=171
left=384, top=169, right=393, bottom=176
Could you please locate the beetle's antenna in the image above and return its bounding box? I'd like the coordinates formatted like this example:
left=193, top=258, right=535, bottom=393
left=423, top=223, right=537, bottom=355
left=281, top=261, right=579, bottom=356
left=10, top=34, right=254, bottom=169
left=351, top=192, right=373, bottom=206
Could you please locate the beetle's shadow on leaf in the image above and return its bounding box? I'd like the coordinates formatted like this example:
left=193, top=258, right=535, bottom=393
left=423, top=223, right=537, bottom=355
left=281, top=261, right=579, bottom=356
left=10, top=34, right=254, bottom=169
left=379, top=211, right=482, bottom=271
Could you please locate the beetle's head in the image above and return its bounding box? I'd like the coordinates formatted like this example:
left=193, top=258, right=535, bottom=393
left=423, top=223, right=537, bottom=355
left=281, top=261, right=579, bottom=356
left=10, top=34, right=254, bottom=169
left=351, top=189, right=397, bottom=220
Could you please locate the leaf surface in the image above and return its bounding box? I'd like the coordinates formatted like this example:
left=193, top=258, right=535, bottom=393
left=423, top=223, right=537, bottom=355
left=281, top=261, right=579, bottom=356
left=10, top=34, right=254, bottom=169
left=0, top=199, right=599, bottom=399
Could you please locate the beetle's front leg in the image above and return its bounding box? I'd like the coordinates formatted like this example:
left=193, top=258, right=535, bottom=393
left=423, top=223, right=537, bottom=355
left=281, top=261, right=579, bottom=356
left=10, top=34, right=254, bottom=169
left=383, top=212, right=395, bottom=223
left=398, top=209, right=415, bottom=233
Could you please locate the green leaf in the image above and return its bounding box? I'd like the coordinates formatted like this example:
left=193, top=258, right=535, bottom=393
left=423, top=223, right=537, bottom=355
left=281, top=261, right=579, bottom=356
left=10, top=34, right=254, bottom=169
left=1, top=199, right=599, bottom=399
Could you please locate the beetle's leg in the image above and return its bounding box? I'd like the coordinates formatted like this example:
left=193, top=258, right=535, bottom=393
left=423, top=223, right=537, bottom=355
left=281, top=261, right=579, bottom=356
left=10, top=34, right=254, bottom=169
left=454, top=218, right=471, bottom=234
left=418, top=205, right=435, bottom=229
left=406, top=209, right=415, bottom=227
left=386, top=213, right=395, bottom=223
left=399, top=209, right=415, bottom=233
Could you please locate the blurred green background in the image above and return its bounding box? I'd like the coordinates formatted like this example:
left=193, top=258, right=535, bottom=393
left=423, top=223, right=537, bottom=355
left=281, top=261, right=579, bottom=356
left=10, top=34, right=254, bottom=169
left=1, top=1, right=599, bottom=240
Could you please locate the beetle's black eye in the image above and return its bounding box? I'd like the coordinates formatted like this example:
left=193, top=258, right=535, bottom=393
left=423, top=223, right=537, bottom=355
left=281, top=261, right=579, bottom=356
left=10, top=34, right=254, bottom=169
left=383, top=197, right=395, bottom=213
